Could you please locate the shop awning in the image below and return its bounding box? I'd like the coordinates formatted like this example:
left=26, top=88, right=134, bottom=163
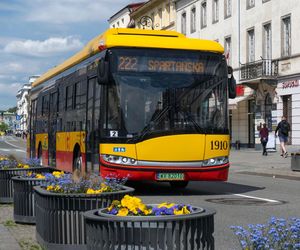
left=228, top=92, right=254, bottom=110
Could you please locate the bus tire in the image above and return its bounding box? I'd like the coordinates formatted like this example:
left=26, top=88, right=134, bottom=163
left=37, top=143, right=43, bottom=166
left=169, top=181, right=189, bottom=189
left=73, top=147, right=82, bottom=171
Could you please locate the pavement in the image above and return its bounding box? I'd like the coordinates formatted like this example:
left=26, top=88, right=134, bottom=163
left=0, top=145, right=299, bottom=250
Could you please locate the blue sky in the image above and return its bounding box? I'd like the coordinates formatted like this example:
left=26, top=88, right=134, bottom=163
left=0, top=0, right=139, bottom=110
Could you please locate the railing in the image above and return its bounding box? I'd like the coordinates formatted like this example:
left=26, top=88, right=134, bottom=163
left=240, top=59, right=278, bottom=80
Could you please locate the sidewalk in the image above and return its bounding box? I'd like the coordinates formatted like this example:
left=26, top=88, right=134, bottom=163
left=0, top=147, right=299, bottom=250
left=229, top=147, right=300, bottom=179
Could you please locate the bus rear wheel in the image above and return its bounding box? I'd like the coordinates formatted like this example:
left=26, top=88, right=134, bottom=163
left=169, top=181, right=189, bottom=189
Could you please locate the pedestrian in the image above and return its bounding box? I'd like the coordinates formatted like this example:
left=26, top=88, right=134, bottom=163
left=259, top=123, right=269, bottom=156
left=275, top=116, right=290, bottom=158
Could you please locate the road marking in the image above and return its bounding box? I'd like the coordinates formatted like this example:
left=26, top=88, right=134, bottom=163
left=0, top=148, right=26, bottom=153
left=233, top=193, right=280, bottom=203
left=2, top=140, right=22, bottom=149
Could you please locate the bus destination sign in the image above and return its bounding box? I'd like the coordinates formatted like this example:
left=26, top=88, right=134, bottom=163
left=117, top=56, right=205, bottom=74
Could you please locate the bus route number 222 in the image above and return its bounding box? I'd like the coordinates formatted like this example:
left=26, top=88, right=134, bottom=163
left=210, top=140, right=228, bottom=150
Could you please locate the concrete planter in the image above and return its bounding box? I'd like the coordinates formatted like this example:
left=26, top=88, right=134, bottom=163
left=84, top=205, right=216, bottom=250
left=34, top=185, right=135, bottom=250
left=0, top=167, right=53, bottom=203
left=12, top=176, right=47, bottom=224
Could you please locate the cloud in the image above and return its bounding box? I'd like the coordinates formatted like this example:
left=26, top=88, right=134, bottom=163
left=0, top=82, right=22, bottom=95
left=24, top=0, right=138, bottom=24
left=3, top=36, right=83, bottom=57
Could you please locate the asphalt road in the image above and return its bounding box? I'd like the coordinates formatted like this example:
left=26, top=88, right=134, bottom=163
left=0, top=136, right=26, bottom=162
left=1, top=136, right=299, bottom=249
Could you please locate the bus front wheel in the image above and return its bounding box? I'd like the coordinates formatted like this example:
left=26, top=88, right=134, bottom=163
left=169, top=181, right=189, bottom=189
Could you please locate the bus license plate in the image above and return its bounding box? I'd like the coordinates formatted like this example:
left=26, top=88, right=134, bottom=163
left=156, top=173, right=185, bottom=181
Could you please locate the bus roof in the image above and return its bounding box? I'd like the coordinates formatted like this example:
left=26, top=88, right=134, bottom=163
left=32, top=28, right=224, bottom=88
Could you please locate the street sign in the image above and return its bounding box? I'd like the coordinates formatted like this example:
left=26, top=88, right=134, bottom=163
left=16, top=115, right=23, bottom=120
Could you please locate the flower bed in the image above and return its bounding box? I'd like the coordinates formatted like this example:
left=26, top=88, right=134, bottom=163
left=34, top=174, right=134, bottom=250
left=84, top=195, right=216, bottom=250
left=0, top=156, right=54, bottom=203
left=231, top=217, right=300, bottom=249
left=12, top=171, right=65, bottom=224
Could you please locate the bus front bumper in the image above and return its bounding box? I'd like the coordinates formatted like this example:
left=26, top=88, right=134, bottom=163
left=99, top=160, right=229, bottom=182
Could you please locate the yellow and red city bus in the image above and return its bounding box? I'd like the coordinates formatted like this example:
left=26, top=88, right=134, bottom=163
left=28, top=28, right=236, bottom=188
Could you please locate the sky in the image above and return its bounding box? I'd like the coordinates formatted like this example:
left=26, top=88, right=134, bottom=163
left=0, top=0, right=141, bottom=110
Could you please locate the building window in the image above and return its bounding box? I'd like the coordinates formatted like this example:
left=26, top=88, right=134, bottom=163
left=151, top=12, right=155, bottom=27
left=263, top=23, right=272, bottom=59
left=166, top=3, right=170, bottom=22
left=247, top=28, right=255, bottom=62
left=225, top=36, right=232, bottom=65
left=191, top=7, right=196, bottom=33
left=212, top=0, right=219, bottom=23
left=247, top=0, right=255, bottom=9
left=181, top=12, right=186, bottom=35
left=201, top=1, right=207, bottom=28
left=158, top=8, right=162, bottom=28
left=281, top=15, right=291, bottom=57
left=224, top=0, right=232, bottom=18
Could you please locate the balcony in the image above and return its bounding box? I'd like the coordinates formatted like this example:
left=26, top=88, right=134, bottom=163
left=240, top=59, right=278, bottom=81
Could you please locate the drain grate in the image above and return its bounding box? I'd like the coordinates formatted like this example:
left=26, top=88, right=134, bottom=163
left=205, top=197, right=285, bottom=206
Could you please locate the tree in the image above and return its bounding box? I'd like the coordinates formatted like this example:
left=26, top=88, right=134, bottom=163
left=0, top=122, right=9, bottom=132
left=7, top=106, right=17, bottom=113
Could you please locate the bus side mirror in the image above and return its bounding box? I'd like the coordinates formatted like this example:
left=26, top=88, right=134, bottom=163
left=228, top=66, right=236, bottom=99
left=97, top=58, right=109, bottom=85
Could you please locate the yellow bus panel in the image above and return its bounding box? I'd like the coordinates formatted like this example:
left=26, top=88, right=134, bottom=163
left=100, top=144, right=137, bottom=159
left=204, top=134, right=230, bottom=159
left=56, top=131, right=86, bottom=153
left=136, top=135, right=205, bottom=161
left=35, top=133, right=48, bottom=151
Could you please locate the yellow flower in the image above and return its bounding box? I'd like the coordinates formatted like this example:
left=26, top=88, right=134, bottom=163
left=52, top=171, right=64, bottom=178
left=23, top=164, right=30, bottom=169
left=174, top=206, right=190, bottom=215
left=86, top=188, right=96, bottom=194
left=27, top=171, right=33, bottom=176
left=117, top=208, right=129, bottom=216
left=36, top=174, right=45, bottom=179
left=46, top=185, right=54, bottom=191
left=157, top=202, right=175, bottom=209
left=54, top=185, right=61, bottom=192
left=121, top=195, right=143, bottom=214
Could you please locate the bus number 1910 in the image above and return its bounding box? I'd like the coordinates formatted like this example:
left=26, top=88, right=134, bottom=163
left=210, top=140, right=228, bottom=150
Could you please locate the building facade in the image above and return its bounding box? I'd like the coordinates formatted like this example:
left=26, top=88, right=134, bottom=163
left=108, top=2, right=145, bottom=28
left=130, top=0, right=176, bottom=31
left=175, top=0, right=300, bottom=147
left=16, top=76, right=38, bottom=133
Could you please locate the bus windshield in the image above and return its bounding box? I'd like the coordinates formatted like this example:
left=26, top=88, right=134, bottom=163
left=100, top=48, right=228, bottom=142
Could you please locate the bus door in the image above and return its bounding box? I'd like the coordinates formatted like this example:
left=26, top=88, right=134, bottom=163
left=48, top=90, right=58, bottom=167
left=85, top=77, right=100, bottom=174
left=29, top=99, right=37, bottom=158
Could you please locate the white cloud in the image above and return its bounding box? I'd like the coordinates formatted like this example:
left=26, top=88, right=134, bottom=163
left=3, top=37, right=83, bottom=57
left=24, top=0, right=136, bottom=24
left=0, top=83, right=22, bottom=95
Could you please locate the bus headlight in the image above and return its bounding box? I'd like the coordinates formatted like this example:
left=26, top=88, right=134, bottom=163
left=202, top=156, right=228, bottom=167
left=102, top=154, right=137, bottom=166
